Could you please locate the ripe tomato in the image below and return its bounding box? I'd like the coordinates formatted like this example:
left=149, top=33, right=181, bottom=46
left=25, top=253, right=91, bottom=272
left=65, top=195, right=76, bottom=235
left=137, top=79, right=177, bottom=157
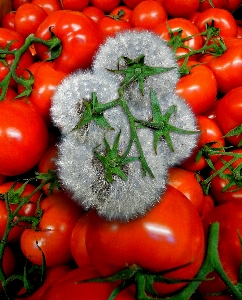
left=215, top=86, right=242, bottom=147
left=198, top=0, right=242, bottom=13
left=194, top=8, right=238, bottom=40
left=0, top=0, right=12, bottom=24
left=129, top=0, right=167, bottom=30
left=40, top=267, right=136, bottom=300
left=12, top=0, right=31, bottom=10
left=20, top=193, right=84, bottom=267
left=82, top=6, right=105, bottom=23
left=89, top=0, right=121, bottom=13
left=16, top=265, right=72, bottom=300
left=0, top=100, right=48, bottom=176
left=181, top=115, right=225, bottom=171
left=70, top=212, right=94, bottom=269
left=199, top=202, right=242, bottom=295
left=0, top=28, right=33, bottom=90
left=34, top=10, right=102, bottom=73
left=0, top=181, right=42, bottom=241
left=122, top=0, right=144, bottom=9
left=176, top=61, right=217, bottom=115
left=61, top=0, right=89, bottom=11
left=31, top=0, right=62, bottom=14
left=110, top=5, right=133, bottom=22
left=1, top=11, right=16, bottom=30
left=85, top=185, right=205, bottom=295
left=168, top=167, right=204, bottom=215
left=201, top=194, right=215, bottom=219
left=162, top=0, right=200, bottom=18
left=14, top=3, right=48, bottom=38
left=153, top=18, right=203, bottom=61
left=210, top=149, right=242, bottom=204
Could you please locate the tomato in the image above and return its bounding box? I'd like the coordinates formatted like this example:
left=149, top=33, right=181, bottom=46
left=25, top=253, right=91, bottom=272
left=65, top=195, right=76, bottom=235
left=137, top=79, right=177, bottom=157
left=82, top=6, right=105, bottom=23
left=12, top=0, right=31, bottom=10
left=194, top=8, right=238, bottom=40
left=1, top=11, right=16, bottom=30
left=61, top=0, right=89, bottom=11
left=215, top=86, right=242, bottom=147
left=198, top=202, right=242, bottom=295
left=201, top=194, right=215, bottom=219
left=90, top=0, right=121, bottom=13
left=168, top=167, right=204, bottom=215
left=70, top=212, right=94, bottom=269
left=16, top=265, right=72, bottom=300
left=20, top=193, right=84, bottom=267
left=14, top=3, right=48, bottom=39
left=97, top=15, right=132, bottom=41
left=181, top=115, right=225, bottom=171
left=0, top=0, right=12, bottom=24
left=19, top=61, right=67, bottom=126
left=31, top=0, right=62, bottom=14
left=122, top=0, right=144, bottom=9
left=198, top=0, right=242, bottom=13
left=129, top=0, right=167, bottom=30
left=34, top=10, right=102, bottom=73
left=162, top=0, right=200, bottom=18
left=110, top=5, right=133, bottom=22
left=176, top=61, right=217, bottom=115
left=153, top=18, right=203, bottom=61
left=0, top=246, right=16, bottom=292
left=0, top=181, right=42, bottom=241
left=209, top=149, right=242, bottom=205
left=0, top=100, right=48, bottom=176
left=40, top=267, right=136, bottom=300
left=85, top=185, right=205, bottom=295
left=0, top=28, right=33, bottom=90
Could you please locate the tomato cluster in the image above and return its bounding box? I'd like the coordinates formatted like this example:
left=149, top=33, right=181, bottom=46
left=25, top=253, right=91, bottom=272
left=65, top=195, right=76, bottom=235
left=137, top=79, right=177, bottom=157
left=0, top=0, right=242, bottom=299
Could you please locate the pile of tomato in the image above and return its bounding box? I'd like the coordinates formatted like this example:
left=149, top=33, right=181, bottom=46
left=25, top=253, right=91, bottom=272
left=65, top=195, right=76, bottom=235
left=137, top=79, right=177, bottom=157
left=0, top=0, right=242, bottom=299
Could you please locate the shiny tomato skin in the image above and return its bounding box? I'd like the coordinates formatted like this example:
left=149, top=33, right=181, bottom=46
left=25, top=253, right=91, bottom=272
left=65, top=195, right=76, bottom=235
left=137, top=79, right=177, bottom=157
left=89, top=0, right=121, bottom=13
left=176, top=61, right=217, bottom=115
left=198, top=0, right=242, bottom=12
left=82, top=6, right=105, bottom=23
left=129, top=0, right=167, bottom=30
left=194, top=8, right=238, bottom=39
left=110, top=5, right=133, bottom=22
left=162, top=0, right=200, bottom=18
left=14, top=3, right=48, bottom=38
left=199, top=202, right=242, bottom=294
left=215, top=86, right=242, bottom=147
left=1, top=11, right=16, bottom=30
left=40, top=267, right=136, bottom=300
left=0, top=100, right=48, bottom=176
left=153, top=18, right=203, bottom=61
left=168, top=167, right=204, bottom=215
left=210, top=149, right=242, bottom=204
left=86, top=185, right=205, bottom=295
left=31, top=0, right=62, bottom=14
left=34, top=10, right=102, bottom=73
left=20, top=193, right=84, bottom=267
left=181, top=115, right=225, bottom=172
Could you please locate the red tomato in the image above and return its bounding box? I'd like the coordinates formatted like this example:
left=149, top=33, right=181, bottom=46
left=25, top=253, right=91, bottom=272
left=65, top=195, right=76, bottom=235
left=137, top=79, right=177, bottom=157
left=0, top=0, right=12, bottom=24
left=210, top=149, right=242, bottom=204
left=215, top=86, right=242, bottom=147
left=162, top=0, right=200, bottom=18
left=37, top=145, right=62, bottom=195
left=70, top=212, right=94, bottom=269
left=15, top=3, right=48, bottom=38
left=198, top=0, right=242, bottom=13
left=0, top=28, right=33, bottom=90
left=110, top=5, right=133, bottom=22
left=86, top=185, right=205, bottom=295
left=1, top=11, right=16, bottom=30
left=34, top=10, right=102, bottom=73
left=61, top=0, right=89, bottom=11
left=82, top=6, right=105, bottom=23
left=199, top=202, right=242, bottom=294
left=16, top=265, right=72, bottom=300
left=122, top=0, right=144, bottom=9
left=181, top=115, right=225, bottom=171
left=201, top=194, right=215, bottom=219
left=89, top=0, right=121, bottom=13
left=176, top=61, right=217, bottom=115
left=168, top=167, right=204, bottom=215
left=98, top=15, right=132, bottom=40
left=0, top=246, right=17, bottom=292
left=20, top=193, right=84, bottom=267
left=12, top=0, right=31, bottom=10
left=31, top=0, right=63, bottom=14
left=129, top=0, right=167, bottom=30
left=194, top=8, right=238, bottom=40
left=40, top=267, right=136, bottom=300
left=0, top=100, right=48, bottom=176
left=153, top=18, right=203, bottom=61
left=0, top=181, right=42, bottom=241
